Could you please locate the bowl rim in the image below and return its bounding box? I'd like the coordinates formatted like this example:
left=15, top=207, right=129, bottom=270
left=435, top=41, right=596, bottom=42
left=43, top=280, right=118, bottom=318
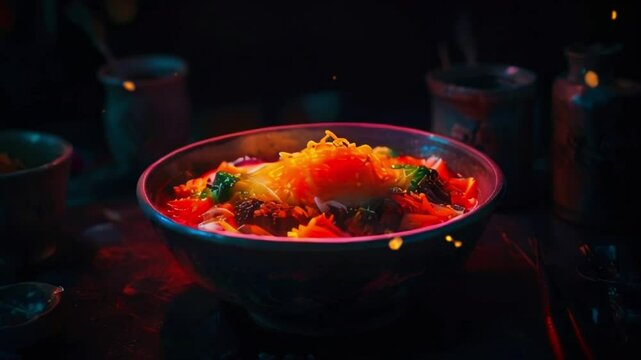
left=137, top=122, right=504, bottom=249
left=0, top=129, right=73, bottom=179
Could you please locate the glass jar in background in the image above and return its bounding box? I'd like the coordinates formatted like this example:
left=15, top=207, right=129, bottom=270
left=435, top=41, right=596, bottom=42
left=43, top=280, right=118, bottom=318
left=427, top=64, right=537, bottom=209
left=551, top=43, right=641, bottom=232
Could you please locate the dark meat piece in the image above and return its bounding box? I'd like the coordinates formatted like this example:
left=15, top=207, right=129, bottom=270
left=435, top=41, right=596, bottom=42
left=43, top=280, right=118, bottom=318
left=234, top=199, right=264, bottom=225
left=251, top=202, right=311, bottom=236
left=331, top=199, right=398, bottom=236
left=374, top=198, right=403, bottom=234
left=416, top=169, right=451, bottom=205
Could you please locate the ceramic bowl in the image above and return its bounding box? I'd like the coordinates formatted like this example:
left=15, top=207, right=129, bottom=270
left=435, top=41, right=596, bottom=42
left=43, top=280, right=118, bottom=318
left=137, top=123, right=504, bottom=335
left=0, top=130, right=72, bottom=268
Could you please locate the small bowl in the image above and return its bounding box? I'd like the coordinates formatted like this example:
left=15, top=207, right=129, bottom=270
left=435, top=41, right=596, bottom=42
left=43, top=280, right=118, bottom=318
left=0, top=282, right=64, bottom=349
left=137, top=123, right=504, bottom=335
left=0, top=130, right=73, bottom=267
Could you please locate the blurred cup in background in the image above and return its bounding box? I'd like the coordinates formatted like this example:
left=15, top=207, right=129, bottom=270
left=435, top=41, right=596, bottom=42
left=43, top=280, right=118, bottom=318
left=98, top=54, right=191, bottom=175
left=427, top=64, right=537, bottom=209
left=0, top=130, right=72, bottom=281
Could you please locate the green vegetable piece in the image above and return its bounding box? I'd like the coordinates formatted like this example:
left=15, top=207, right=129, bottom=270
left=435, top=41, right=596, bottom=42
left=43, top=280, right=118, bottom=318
left=391, top=164, right=449, bottom=204
left=391, top=164, right=435, bottom=192
left=198, top=188, right=213, bottom=199
left=209, top=171, right=239, bottom=203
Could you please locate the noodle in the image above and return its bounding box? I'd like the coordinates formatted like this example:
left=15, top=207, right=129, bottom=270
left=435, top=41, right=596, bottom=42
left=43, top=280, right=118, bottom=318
left=163, top=131, right=478, bottom=238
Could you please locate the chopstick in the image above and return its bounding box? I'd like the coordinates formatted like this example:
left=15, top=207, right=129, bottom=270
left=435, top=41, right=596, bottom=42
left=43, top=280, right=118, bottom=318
left=499, top=230, right=595, bottom=360
left=500, top=231, right=536, bottom=270
left=531, top=235, right=566, bottom=360
left=532, top=237, right=594, bottom=360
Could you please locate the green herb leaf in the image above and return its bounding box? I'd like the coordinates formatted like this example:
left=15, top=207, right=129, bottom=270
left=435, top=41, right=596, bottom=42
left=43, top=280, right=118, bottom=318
left=209, top=171, right=239, bottom=203
left=392, top=164, right=450, bottom=204
left=391, top=164, right=435, bottom=192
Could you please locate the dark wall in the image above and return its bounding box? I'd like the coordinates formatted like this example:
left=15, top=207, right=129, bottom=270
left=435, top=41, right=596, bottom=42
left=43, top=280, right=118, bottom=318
left=2, top=0, right=639, bottom=133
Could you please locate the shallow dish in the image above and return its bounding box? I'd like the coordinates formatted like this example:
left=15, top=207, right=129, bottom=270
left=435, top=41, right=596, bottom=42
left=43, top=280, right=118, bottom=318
left=0, top=282, right=64, bottom=349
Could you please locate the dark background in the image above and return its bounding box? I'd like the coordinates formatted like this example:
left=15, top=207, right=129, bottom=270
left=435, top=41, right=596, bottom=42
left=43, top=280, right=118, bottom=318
left=1, top=0, right=640, bottom=141
left=2, top=3, right=640, bottom=357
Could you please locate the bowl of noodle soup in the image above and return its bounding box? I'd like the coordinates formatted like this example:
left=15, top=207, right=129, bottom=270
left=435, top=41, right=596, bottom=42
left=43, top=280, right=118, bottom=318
left=137, top=122, right=504, bottom=335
